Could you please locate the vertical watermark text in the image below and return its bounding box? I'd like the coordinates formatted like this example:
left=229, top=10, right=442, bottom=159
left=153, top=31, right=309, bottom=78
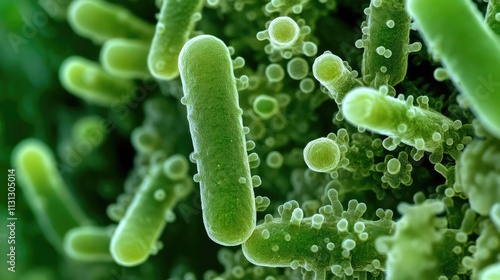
left=6, top=169, right=16, bottom=273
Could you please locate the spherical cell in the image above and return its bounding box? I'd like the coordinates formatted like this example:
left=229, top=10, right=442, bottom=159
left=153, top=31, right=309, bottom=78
left=265, top=63, right=285, bottom=83
left=386, top=158, right=401, bottom=175
left=268, top=16, right=300, bottom=47
left=253, top=95, right=279, bottom=119
left=299, top=78, right=315, bottom=93
left=313, top=52, right=344, bottom=84
left=303, top=137, right=341, bottom=173
left=266, top=151, right=284, bottom=169
left=287, top=57, right=309, bottom=80
left=163, top=154, right=189, bottom=181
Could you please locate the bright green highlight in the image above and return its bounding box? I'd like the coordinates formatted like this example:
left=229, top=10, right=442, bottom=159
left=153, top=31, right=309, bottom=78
left=407, top=0, right=500, bottom=138
left=59, top=56, right=135, bottom=107
left=179, top=35, right=256, bottom=246
left=63, top=226, right=113, bottom=262
left=100, top=39, right=151, bottom=79
left=68, top=0, right=154, bottom=44
left=480, top=263, right=500, bottom=280
left=110, top=157, right=192, bottom=266
left=12, top=139, right=91, bottom=253
left=147, top=0, right=204, bottom=80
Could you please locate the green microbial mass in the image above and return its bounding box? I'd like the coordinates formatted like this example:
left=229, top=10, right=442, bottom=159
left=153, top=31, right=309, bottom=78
left=179, top=35, right=256, bottom=246
left=6, top=0, right=500, bottom=278
left=455, top=135, right=500, bottom=216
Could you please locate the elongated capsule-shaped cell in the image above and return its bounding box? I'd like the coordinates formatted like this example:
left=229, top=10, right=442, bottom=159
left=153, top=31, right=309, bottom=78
left=64, top=226, right=113, bottom=262
left=59, top=56, right=135, bottom=107
left=68, top=0, right=154, bottom=44
left=179, top=35, right=256, bottom=246
left=110, top=155, right=192, bottom=266
left=147, top=0, right=204, bottom=80
left=358, top=0, right=420, bottom=86
left=100, top=39, right=151, bottom=79
left=59, top=56, right=135, bottom=106
left=342, top=86, right=471, bottom=163
left=12, top=139, right=91, bottom=253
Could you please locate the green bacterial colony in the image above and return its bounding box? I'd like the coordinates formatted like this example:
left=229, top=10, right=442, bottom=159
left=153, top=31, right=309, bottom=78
left=4, top=0, right=500, bottom=279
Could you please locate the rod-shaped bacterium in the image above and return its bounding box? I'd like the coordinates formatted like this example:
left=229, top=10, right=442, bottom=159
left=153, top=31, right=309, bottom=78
left=100, top=39, right=151, bottom=79
left=60, top=56, right=135, bottom=107
left=242, top=189, right=395, bottom=280
left=147, top=0, right=204, bottom=80
left=407, top=0, right=500, bottom=138
left=64, top=226, right=113, bottom=262
left=342, top=86, right=469, bottom=163
left=178, top=35, right=256, bottom=246
left=357, top=0, right=421, bottom=87
left=110, top=155, right=192, bottom=266
left=12, top=139, right=91, bottom=253
left=68, top=0, right=154, bottom=44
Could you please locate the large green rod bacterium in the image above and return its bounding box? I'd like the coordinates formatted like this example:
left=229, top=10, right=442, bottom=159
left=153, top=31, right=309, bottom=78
left=407, top=0, right=500, bottom=138
left=178, top=35, right=256, bottom=246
